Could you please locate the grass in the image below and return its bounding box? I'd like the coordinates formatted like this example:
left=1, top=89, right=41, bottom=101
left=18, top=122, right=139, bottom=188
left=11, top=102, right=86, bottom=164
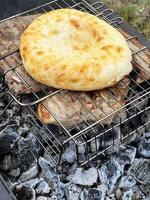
left=102, top=0, right=150, bottom=39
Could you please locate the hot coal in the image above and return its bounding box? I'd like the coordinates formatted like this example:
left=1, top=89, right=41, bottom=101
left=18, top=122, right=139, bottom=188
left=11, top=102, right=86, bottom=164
left=19, top=163, right=39, bottom=182
left=119, top=175, right=136, bottom=189
left=37, top=197, right=51, bottom=200
left=142, top=109, right=150, bottom=131
left=67, top=167, right=98, bottom=186
left=80, top=188, right=105, bottom=200
left=128, top=158, right=150, bottom=185
left=138, top=132, right=150, bottom=158
left=0, top=125, right=19, bottom=156
left=16, top=132, right=43, bottom=173
left=9, top=168, right=20, bottom=178
left=122, top=189, right=133, bottom=200
left=114, top=145, right=137, bottom=166
left=35, top=178, right=51, bottom=195
left=64, top=183, right=81, bottom=200
left=15, top=184, right=36, bottom=200
left=38, top=157, right=62, bottom=197
left=98, top=158, right=124, bottom=194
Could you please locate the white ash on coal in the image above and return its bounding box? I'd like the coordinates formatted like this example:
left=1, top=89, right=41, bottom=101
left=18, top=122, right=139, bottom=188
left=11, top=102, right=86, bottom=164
left=122, top=189, right=133, bottom=200
left=35, top=178, right=51, bottom=195
left=19, top=163, right=39, bottom=182
left=128, top=158, right=150, bottom=185
left=80, top=188, right=106, bottom=200
left=67, top=167, right=98, bottom=186
left=114, top=145, right=137, bottom=166
left=60, top=140, right=86, bottom=164
left=64, top=183, right=81, bottom=200
left=119, top=175, right=136, bottom=189
left=98, top=158, right=124, bottom=194
left=138, top=132, right=150, bottom=158
left=0, top=125, right=20, bottom=156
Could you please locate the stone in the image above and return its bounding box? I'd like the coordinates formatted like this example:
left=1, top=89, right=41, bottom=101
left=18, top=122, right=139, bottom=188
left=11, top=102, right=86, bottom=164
left=80, top=188, right=105, bottom=200
left=122, top=189, right=133, bottom=200
left=35, top=178, right=51, bottom=195
left=138, top=132, right=150, bottom=158
left=67, top=167, right=98, bottom=186
left=19, top=163, right=39, bottom=182
left=115, top=145, right=137, bottom=166
left=98, top=159, right=124, bottom=193
left=64, top=183, right=81, bottom=200
left=119, top=175, right=136, bottom=188
left=0, top=125, right=19, bottom=156
left=128, top=158, right=150, bottom=185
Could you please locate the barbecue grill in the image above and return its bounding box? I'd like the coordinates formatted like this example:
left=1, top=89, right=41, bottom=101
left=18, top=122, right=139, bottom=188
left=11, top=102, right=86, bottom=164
left=0, top=0, right=150, bottom=171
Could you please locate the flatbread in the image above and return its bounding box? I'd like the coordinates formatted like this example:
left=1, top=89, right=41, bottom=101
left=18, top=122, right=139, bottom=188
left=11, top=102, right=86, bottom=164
left=20, top=9, right=132, bottom=91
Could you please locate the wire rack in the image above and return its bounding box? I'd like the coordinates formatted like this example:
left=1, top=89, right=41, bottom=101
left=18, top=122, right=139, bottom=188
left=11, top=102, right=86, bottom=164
left=0, top=0, right=150, bottom=166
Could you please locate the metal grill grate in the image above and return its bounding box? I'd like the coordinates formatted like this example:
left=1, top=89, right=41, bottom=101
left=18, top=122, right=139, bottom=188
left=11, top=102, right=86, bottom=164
left=0, top=0, right=150, bottom=166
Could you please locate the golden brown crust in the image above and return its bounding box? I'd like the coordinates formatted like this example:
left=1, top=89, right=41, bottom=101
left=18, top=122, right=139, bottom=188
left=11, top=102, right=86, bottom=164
left=20, top=9, right=132, bottom=91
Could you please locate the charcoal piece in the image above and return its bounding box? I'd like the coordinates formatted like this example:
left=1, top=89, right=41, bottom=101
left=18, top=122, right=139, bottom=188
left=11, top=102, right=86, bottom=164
left=128, top=158, right=150, bottom=185
left=61, top=143, right=77, bottom=164
left=0, top=155, right=13, bottom=171
left=35, top=178, right=51, bottom=195
left=119, top=175, right=136, bottom=188
left=38, top=157, right=62, bottom=195
left=122, top=189, right=133, bottom=200
left=0, top=125, right=19, bottom=156
left=142, top=110, right=150, bottom=131
left=17, top=132, right=43, bottom=173
left=138, top=132, right=150, bottom=158
left=37, top=197, right=51, bottom=200
left=90, top=138, right=101, bottom=153
left=115, top=188, right=122, bottom=200
left=9, top=168, right=20, bottom=178
left=19, top=164, right=39, bottom=182
left=139, top=184, right=150, bottom=199
left=100, top=126, right=121, bottom=148
left=61, top=140, right=86, bottom=164
left=67, top=167, right=98, bottom=186
left=128, top=90, right=148, bottom=113
left=0, top=109, right=13, bottom=131
left=131, top=185, right=146, bottom=200
left=16, top=185, right=36, bottom=200
left=64, top=183, right=81, bottom=200
left=15, top=177, right=40, bottom=190
left=98, top=159, right=124, bottom=193
left=80, top=188, right=105, bottom=200
left=114, top=145, right=137, bottom=166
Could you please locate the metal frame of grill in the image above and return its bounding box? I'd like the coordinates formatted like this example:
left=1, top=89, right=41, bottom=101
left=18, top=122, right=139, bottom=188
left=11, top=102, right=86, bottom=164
left=0, top=0, right=150, bottom=166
